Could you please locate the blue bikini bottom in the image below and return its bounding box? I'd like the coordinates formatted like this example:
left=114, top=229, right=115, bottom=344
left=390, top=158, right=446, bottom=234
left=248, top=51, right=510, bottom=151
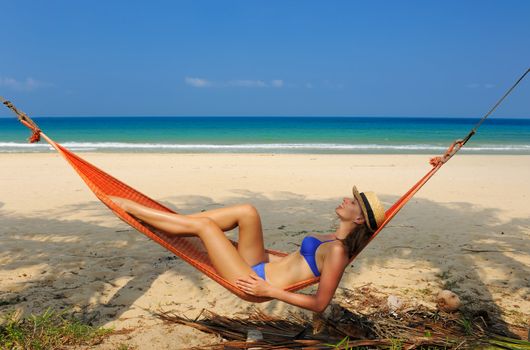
left=251, top=262, right=267, bottom=281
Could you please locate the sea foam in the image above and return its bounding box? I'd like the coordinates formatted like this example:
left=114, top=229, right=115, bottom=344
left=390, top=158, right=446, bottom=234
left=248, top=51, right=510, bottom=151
left=1, top=142, right=529, bottom=153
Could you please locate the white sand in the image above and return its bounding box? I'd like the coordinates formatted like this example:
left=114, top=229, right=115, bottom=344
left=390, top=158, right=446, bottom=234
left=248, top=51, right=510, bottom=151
left=1, top=153, right=529, bottom=348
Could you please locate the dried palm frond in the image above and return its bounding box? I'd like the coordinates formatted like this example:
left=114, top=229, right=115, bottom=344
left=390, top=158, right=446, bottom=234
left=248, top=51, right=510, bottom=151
left=153, top=285, right=528, bottom=349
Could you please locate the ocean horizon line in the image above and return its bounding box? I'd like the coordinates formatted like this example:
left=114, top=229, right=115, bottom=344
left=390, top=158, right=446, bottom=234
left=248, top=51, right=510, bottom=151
left=1, top=115, right=530, bottom=119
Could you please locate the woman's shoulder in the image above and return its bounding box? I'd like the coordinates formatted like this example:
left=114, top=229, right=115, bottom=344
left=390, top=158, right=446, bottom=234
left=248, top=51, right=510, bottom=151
left=323, top=238, right=348, bottom=257
left=321, top=242, right=349, bottom=271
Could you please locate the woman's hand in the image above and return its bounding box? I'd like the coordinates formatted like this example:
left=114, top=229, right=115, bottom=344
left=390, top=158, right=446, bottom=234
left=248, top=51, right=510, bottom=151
left=235, top=275, right=274, bottom=297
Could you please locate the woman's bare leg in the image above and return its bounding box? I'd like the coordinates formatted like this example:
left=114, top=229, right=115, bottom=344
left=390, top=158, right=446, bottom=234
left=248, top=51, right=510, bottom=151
left=195, top=217, right=256, bottom=282
left=188, top=205, right=267, bottom=265
left=108, top=196, right=265, bottom=275
left=108, top=196, right=196, bottom=235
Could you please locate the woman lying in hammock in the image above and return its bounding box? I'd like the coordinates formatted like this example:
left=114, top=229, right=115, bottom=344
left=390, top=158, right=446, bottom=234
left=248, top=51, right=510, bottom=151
left=108, top=186, right=385, bottom=313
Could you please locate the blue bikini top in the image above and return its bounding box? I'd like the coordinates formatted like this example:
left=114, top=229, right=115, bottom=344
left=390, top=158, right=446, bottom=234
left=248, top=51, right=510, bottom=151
left=299, top=236, right=337, bottom=277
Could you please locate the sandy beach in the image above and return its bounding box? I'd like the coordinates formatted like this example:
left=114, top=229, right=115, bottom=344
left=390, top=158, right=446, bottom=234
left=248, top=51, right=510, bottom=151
left=1, top=152, right=529, bottom=348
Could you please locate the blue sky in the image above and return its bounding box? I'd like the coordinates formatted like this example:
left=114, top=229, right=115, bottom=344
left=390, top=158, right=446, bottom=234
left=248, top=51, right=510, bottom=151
left=0, top=1, right=529, bottom=117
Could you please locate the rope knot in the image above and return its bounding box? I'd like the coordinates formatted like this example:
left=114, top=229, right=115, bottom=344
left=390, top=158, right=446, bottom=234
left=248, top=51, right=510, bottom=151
left=29, top=129, right=42, bottom=143
left=429, top=139, right=464, bottom=167
left=429, top=156, right=443, bottom=167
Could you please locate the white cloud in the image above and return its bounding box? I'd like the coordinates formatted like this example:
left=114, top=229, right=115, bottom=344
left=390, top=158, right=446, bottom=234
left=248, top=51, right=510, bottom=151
left=185, top=77, right=213, bottom=88
left=0, top=77, right=51, bottom=91
left=228, top=79, right=267, bottom=88
left=270, top=79, right=284, bottom=88
left=466, top=83, right=480, bottom=89
left=185, top=77, right=284, bottom=88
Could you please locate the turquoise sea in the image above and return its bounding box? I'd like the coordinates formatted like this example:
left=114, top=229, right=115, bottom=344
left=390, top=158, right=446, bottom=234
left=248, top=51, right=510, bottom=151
left=0, top=117, right=529, bottom=154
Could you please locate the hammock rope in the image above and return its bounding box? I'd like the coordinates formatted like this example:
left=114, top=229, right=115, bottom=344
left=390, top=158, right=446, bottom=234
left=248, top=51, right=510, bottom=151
left=1, top=68, right=527, bottom=302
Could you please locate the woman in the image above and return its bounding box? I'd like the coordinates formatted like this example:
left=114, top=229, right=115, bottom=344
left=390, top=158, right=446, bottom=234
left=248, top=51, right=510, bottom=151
left=108, top=186, right=385, bottom=313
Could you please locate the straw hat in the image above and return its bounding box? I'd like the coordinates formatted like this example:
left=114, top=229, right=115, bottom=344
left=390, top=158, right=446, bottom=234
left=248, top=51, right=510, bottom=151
left=352, top=186, right=386, bottom=232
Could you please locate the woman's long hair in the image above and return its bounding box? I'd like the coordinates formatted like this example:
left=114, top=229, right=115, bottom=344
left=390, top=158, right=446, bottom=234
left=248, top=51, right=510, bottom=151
left=338, top=224, right=373, bottom=259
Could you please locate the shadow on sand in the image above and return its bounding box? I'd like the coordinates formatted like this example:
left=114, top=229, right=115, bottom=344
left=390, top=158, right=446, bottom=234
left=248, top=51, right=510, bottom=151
left=0, top=191, right=528, bottom=336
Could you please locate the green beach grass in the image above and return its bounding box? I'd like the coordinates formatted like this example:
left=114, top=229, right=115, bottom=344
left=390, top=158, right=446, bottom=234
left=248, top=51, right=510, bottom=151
left=0, top=307, right=113, bottom=349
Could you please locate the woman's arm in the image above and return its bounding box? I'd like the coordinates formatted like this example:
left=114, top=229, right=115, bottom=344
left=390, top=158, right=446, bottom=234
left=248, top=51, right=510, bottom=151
left=237, top=244, right=349, bottom=313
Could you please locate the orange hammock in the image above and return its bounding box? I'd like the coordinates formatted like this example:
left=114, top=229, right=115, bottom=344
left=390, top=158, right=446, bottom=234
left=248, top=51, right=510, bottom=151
left=1, top=71, right=526, bottom=302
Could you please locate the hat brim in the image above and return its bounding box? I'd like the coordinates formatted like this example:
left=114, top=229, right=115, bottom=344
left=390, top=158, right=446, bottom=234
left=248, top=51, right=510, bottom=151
left=352, top=186, right=378, bottom=232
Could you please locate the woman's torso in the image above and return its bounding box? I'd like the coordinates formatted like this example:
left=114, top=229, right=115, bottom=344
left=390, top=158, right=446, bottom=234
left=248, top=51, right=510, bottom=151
left=264, top=234, right=344, bottom=288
